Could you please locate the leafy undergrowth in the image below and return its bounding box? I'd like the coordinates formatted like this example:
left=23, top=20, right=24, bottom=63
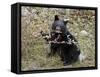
left=21, top=7, right=95, bottom=71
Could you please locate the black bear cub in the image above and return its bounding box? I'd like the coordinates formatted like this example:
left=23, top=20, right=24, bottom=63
left=41, top=15, right=80, bottom=65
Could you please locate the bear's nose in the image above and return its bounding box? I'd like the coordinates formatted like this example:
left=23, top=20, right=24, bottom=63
left=55, top=26, right=62, bottom=33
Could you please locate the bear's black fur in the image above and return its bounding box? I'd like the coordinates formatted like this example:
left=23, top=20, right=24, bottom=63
left=49, top=31, right=80, bottom=65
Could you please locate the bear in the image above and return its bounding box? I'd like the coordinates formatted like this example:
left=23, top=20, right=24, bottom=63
left=40, top=15, right=81, bottom=65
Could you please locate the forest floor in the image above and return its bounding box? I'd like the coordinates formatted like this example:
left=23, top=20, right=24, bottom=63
left=21, top=7, right=95, bottom=71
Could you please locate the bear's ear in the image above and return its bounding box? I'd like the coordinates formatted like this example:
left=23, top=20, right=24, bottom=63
left=63, top=18, right=69, bottom=25
left=54, top=15, right=59, bottom=21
